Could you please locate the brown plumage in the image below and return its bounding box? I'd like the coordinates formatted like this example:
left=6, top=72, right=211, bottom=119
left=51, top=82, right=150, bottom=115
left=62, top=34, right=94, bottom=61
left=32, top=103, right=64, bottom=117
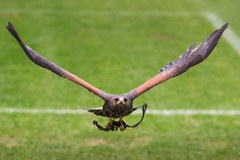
left=6, top=22, right=227, bottom=131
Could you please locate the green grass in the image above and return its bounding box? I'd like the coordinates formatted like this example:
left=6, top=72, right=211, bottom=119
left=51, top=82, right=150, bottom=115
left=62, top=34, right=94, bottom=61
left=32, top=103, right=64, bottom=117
left=0, top=0, right=240, bottom=159
left=1, top=114, right=240, bottom=160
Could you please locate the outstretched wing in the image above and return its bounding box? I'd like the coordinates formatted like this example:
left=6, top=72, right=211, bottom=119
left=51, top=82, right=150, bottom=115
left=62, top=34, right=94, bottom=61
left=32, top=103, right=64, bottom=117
left=128, top=23, right=228, bottom=99
left=6, top=22, right=109, bottom=100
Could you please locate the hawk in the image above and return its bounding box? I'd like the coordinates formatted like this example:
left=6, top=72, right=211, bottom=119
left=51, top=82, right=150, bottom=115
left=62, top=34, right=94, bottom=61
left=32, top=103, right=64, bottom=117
left=6, top=22, right=227, bottom=131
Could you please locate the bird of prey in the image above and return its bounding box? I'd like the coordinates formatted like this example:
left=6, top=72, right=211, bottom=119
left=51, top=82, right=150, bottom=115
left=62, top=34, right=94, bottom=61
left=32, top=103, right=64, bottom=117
left=6, top=22, right=227, bottom=131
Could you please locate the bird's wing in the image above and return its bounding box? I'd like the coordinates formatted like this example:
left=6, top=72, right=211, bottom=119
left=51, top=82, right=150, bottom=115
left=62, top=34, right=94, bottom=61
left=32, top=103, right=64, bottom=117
left=86, top=108, right=108, bottom=117
left=128, top=23, right=228, bottom=99
left=6, top=22, right=109, bottom=100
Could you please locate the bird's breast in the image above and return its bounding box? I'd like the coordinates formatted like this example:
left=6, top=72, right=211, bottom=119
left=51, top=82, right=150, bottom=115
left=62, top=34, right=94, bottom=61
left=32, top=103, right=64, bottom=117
left=103, top=104, right=133, bottom=118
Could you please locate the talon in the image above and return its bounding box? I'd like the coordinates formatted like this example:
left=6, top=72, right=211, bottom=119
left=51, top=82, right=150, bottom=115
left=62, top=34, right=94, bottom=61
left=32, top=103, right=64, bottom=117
left=120, top=125, right=125, bottom=131
left=114, top=125, right=119, bottom=131
left=92, top=120, right=110, bottom=131
left=93, top=120, right=98, bottom=125
left=108, top=118, right=114, bottom=125
left=106, top=122, right=114, bottom=131
left=118, top=118, right=126, bottom=131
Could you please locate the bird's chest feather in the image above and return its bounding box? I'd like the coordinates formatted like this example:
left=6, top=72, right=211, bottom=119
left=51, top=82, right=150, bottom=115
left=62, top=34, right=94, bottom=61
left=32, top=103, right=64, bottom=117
left=103, top=103, right=133, bottom=118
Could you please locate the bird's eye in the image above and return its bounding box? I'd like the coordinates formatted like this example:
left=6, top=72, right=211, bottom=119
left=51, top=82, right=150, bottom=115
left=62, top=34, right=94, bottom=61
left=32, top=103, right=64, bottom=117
left=124, top=98, right=128, bottom=103
left=114, top=98, right=119, bottom=102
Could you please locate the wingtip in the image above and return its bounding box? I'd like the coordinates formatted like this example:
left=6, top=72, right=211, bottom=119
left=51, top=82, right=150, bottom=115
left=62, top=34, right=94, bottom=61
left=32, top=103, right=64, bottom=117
left=220, top=23, right=228, bottom=31
left=6, top=22, right=14, bottom=30
left=6, top=22, right=16, bottom=35
left=6, top=22, right=23, bottom=44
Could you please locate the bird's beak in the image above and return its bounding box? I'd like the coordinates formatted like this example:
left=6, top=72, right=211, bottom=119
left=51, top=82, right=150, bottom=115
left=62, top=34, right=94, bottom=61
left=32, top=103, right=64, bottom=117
left=116, top=100, right=125, bottom=105
left=116, top=98, right=126, bottom=105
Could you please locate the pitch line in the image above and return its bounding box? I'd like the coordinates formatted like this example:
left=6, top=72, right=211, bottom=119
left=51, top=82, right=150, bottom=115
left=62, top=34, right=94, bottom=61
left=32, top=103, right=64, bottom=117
left=0, top=108, right=240, bottom=116
left=202, top=12, right=240, bottom=54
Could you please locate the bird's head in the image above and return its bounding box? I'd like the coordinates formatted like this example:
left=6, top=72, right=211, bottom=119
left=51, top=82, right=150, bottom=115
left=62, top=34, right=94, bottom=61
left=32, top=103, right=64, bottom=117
left=106, top=95, right=133, bottom=109
left=101, top=94, right=135, bottom=118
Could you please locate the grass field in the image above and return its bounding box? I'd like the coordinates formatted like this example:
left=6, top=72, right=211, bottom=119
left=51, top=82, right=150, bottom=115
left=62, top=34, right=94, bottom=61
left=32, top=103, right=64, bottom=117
left=0, top=0, right=240, bottom=159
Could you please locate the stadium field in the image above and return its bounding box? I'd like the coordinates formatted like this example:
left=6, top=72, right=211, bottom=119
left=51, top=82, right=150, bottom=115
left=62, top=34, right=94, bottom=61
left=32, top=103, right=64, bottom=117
left=0, top=0, right=240, bottom=159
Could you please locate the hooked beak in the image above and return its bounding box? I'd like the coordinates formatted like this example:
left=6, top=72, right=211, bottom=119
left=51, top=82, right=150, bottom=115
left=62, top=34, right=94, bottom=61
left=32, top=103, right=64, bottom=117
left=116, top=97, right=126, bottom=105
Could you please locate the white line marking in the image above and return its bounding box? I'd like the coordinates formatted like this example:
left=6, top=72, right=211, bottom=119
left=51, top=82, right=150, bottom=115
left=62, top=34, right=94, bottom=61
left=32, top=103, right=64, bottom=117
left=0, top=108, right=87, bottom=115
left=0, top=108, right=240, bottom=116
left=138, top=109, right=240, bottom=116
left=202, top=12, right=240, bottom=54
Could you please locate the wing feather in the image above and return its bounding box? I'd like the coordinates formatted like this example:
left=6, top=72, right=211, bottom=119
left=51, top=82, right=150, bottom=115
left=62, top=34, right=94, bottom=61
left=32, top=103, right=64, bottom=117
left=6, top=22, right=109, bottom=100
left=129, top=23, right=228, bottom=98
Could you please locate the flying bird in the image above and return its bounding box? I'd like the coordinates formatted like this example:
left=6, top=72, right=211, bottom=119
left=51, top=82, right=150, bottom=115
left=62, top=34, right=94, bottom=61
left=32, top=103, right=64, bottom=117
left=6, top=22, right=227, bottom=131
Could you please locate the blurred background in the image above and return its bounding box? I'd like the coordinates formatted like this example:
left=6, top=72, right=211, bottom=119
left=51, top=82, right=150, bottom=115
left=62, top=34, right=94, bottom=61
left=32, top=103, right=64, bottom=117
left=0, top=0, right=239, bottom=159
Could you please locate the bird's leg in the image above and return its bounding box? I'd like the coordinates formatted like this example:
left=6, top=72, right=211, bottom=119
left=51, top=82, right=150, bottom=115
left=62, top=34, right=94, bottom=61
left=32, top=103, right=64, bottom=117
left=92, top=118, right=119, bottom=131
left=93, top=120, right=108, bottom=131
left=106, top=118, right=118, bottom=131
left=119, top=118, right=127, bottom=131
left=108, top=118, right=113, bottom=126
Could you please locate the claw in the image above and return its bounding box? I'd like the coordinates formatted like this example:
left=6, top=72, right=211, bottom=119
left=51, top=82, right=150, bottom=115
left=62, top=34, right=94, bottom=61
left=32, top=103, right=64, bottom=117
left=93, top=120, right=114, bottom=131
left=93, top=119, right=119, bottom=131
left=93, top=120, right=106, bottom=131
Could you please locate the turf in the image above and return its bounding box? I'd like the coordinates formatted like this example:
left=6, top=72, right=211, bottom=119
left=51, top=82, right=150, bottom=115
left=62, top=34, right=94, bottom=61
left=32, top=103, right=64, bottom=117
left=1, top=114, right=240, bottom=160
left=0, top=0, right=240, bottom=159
